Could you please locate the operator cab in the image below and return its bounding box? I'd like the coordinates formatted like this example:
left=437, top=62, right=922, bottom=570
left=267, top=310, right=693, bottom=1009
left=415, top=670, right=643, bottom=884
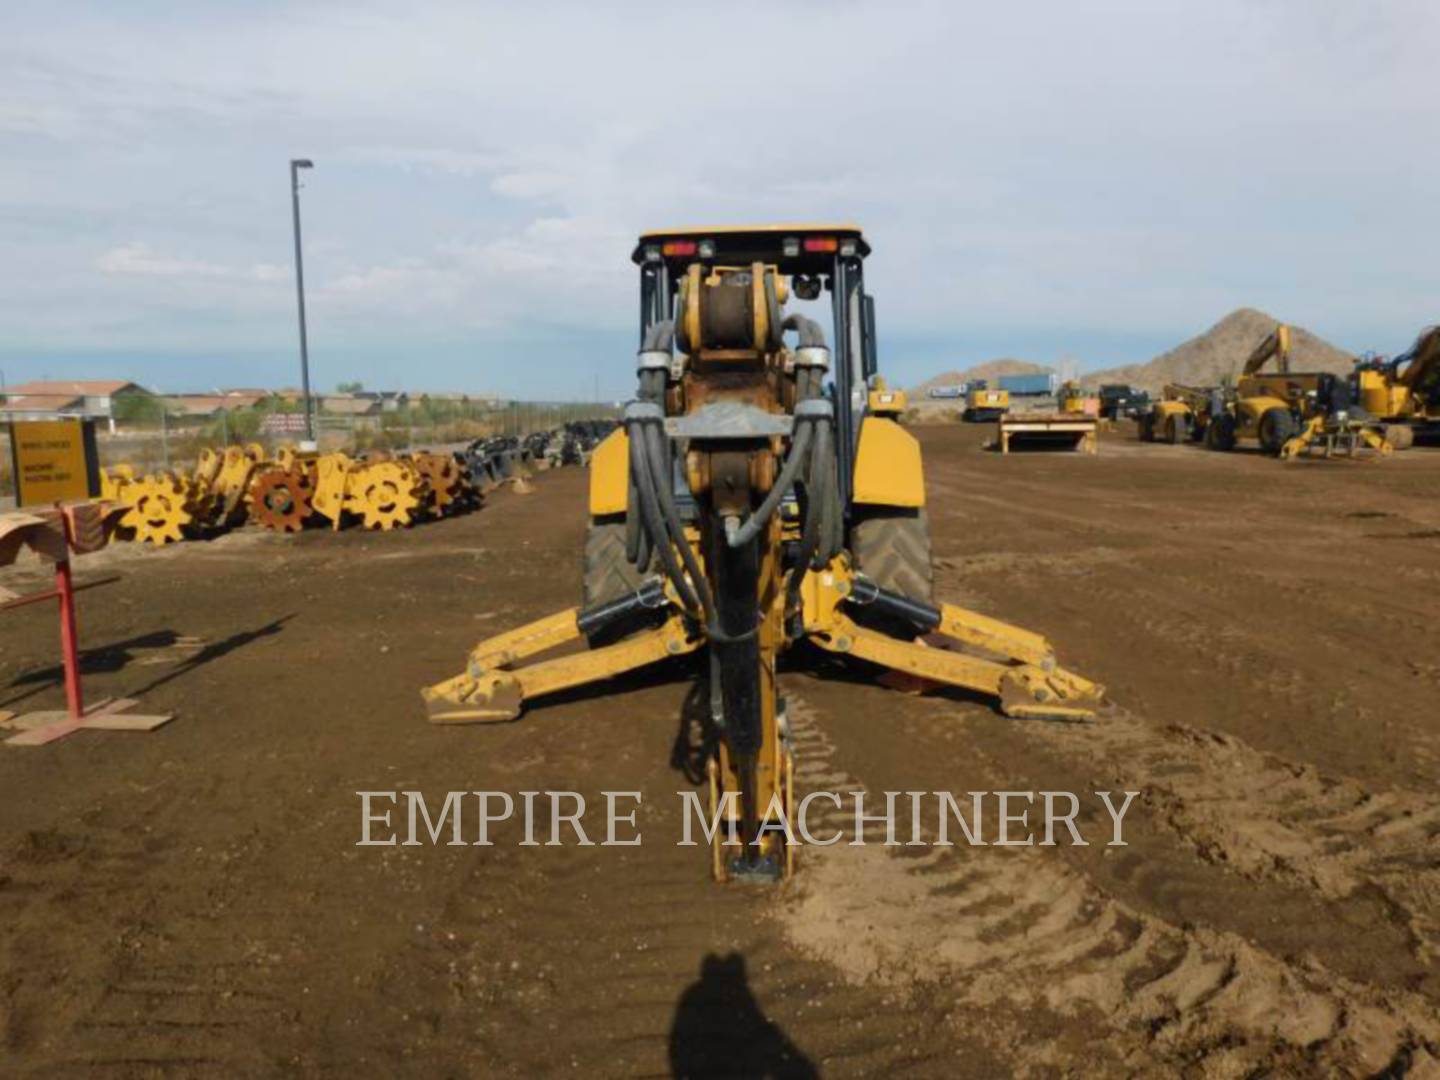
left=632, top=225, right=879, bottom=504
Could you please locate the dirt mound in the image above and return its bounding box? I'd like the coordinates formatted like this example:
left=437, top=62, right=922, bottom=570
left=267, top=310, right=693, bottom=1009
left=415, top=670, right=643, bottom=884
left=1085, top=308, right=1354, bottom=393
left=912, top=357, right=1053, bottom=395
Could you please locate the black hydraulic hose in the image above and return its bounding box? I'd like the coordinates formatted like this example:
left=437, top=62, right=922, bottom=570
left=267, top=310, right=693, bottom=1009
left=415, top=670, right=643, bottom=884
left=820, top=420, right=844, bottom=562
left=626, top=365, right=667, bottom=568
left=781, top=313, right=825, bottom=349
left=627, top=417, right=700, bottom=615
left=642, top=420, right=717, bottom=623
left=642, top=319, right=675, bottom=354
left=724, top=421, right=813, bottom=548
left=624, top=462, right=650, bottom=568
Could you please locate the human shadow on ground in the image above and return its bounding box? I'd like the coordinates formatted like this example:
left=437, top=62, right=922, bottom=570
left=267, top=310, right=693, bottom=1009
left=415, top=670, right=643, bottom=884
left=668, top=952, right=819, bottom=1080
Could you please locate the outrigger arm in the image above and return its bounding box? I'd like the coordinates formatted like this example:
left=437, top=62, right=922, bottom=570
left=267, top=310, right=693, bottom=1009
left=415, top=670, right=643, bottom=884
left=422, top=560, right=1103, bottom=725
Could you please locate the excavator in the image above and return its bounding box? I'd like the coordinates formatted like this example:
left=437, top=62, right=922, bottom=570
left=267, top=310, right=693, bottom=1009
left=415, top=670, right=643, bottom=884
left=962, top=379, right=1010, bottom=422
left=421, top=225, right=1102, bottom=882
left=1354, top=326, right=1440, bottom=448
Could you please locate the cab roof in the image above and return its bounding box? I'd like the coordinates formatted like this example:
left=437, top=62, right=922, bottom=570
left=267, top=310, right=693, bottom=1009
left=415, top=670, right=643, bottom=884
left=632, top=224, right=869, bottom=272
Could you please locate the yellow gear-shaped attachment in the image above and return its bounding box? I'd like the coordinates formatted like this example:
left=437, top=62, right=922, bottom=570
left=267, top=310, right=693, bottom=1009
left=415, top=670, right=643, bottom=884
left=352, top=460, right=422, bottom=530
left=120, top=473, right=195, bottom=546
left=410, top=452, right=463, bottom=515
left=100, top=463, right=136, bottom=502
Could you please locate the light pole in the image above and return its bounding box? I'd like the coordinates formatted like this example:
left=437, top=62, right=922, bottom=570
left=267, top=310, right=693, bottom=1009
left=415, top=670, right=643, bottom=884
left=290, top=158, right=315, bottom=446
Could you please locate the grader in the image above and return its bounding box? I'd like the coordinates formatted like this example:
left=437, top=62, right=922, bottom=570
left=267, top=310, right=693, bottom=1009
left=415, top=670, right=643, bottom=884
left=422, top=226, right=1102, bottom=882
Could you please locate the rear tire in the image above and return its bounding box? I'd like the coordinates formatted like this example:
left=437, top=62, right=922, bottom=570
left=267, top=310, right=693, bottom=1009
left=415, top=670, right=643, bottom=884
left=1258, top=407, right=1298, bottom=455
left=1205, top=413, right=1237, bottom=452
left=1138, top=414, right=1156, bottom=442
left=582, top=517, right=653, bottom=645
left=1384, top=423, right=1414, bottom=451
left=848, top=508, right=934, bottom=638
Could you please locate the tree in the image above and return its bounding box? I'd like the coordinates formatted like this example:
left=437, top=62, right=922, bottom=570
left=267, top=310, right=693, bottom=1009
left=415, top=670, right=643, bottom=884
left=336, top=380, right=365, bottom=393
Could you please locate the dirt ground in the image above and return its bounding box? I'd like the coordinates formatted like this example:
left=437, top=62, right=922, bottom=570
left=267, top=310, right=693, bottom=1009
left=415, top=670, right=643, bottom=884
left=2, top=423, right=1439, bottom=1077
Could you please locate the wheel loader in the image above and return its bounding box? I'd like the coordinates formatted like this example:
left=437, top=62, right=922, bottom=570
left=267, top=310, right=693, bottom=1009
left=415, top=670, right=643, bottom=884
left=421, top=225, right=1102, bottom=882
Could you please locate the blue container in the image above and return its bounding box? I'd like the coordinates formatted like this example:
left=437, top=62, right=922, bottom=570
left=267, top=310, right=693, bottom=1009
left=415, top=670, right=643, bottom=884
left=998, top=373, right=1058, bottom=395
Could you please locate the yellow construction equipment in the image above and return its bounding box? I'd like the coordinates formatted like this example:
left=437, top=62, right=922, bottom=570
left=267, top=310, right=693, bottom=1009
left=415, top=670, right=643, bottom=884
left=1056, top=381, right=1099, bottom=416
left=105, top=444, right=267, bottom=546
left=422, top=225, right=1103, bottom=883
left=1217, top=324, right=1391, bottom=458
left=1354, top=326, right=1440, bottom=449
left=1138, top=383, right=1219, bottom=444
left=1141, top=326, right=1391, bottom=460
left=116, top=472, right=195, bottom=546
left=350, top=459, right=424, bottom=530
left=962, top=380, right=1010, bottom=422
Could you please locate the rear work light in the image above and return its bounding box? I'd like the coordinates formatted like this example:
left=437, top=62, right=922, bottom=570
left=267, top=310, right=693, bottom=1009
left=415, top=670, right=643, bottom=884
left=662, top=240, right=698, bottom=256
left=803, top=236, right=838, bottom=253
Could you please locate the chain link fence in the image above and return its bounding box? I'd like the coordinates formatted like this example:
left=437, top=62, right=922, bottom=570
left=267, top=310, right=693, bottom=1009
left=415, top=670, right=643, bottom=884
left=0, top=399, right=620, bottom=503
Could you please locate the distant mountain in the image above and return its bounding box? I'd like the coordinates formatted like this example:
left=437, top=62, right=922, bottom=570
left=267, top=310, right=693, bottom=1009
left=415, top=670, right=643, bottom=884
left=1082, top=308, right=1354, bottom=393
left=911, top=358, right=1053, bottom=395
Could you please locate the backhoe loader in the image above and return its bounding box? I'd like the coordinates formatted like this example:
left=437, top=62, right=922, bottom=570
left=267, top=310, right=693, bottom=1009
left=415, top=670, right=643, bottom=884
left=1354, top=326, right=1440, bottom=449
left=422, top=226, right=1102, bottom=882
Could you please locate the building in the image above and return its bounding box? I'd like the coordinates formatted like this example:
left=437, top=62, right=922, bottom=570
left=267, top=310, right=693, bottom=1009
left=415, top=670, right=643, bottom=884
left=353, top=390, right=409, bottom=413
left=159, top=392, right=269, bottom=422
left=318, top=395, right=382, bottom=417
left=0, top=379, right=155, bottom=433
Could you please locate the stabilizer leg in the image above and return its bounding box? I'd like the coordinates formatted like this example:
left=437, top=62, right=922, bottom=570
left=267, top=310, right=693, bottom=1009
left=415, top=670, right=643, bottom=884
left=812, top=612, right=1103, bottom=720
left=422, top=608, right=698, bottom=724
left=802, top=565, right=1104, bottom=720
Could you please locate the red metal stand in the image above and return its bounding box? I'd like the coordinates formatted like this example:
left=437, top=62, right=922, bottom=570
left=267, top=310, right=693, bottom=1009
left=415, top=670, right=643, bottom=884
left=55, top=556, right=84, bottom=719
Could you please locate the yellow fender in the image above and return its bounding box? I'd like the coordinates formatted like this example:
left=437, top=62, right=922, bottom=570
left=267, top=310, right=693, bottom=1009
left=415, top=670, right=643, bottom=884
left=590, top=419, right=925, bottom=514
left=853, top=416, right=924, bottom=508
left=589, top=428, right=630, bottom=516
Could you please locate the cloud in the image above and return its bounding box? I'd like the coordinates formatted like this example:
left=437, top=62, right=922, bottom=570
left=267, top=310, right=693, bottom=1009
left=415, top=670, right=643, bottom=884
left=97, top=243, right=287, bottom=284
left=2, top=0, right=1439, bottom=393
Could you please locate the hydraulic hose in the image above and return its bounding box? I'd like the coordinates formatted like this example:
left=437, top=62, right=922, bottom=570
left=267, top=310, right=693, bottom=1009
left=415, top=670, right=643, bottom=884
left=781, top=313, right=826, bottom=349
left=642, top=419, right=717, bottom=623
left=626, top=407, right=700, bottom=615
left=724, top=421, right=813, bottom=548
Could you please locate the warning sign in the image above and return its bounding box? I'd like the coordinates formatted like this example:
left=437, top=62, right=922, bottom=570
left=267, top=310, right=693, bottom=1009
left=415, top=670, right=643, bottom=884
left=7, top=419, right=101, bottom=507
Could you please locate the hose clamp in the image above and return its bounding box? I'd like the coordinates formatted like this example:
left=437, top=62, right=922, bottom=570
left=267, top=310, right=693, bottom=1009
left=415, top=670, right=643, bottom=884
left=623, top=400, right=665, bottom=423
left=793, top=346, right=831, bottom=370
left=794, top=398, right=834, bottom=420
left=636, top=349, right=671, bottom=373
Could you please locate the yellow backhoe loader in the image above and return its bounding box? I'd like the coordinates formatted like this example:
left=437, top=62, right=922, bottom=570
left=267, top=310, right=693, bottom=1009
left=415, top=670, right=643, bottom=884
left=422, top=226, right=1102, bottom=882
left=1354, top=326, right=1440, bottom=449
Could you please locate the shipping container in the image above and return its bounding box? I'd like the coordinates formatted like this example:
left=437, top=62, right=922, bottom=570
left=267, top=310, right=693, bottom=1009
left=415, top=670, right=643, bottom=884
left=998, top=373, right=1059, bottom=396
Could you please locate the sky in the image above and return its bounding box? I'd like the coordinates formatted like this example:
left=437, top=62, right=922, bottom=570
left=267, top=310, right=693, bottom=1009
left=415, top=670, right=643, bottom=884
left=2, top=0, right=1438, bottom=400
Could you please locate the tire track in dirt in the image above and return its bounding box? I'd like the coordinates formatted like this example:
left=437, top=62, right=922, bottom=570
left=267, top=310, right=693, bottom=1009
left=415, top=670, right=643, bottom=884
left=776, top=692, right=1440, bottom=1076
left=0, top=787, right=285, bottom=1073
left=1019, top=704, right=1440, bottom=968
